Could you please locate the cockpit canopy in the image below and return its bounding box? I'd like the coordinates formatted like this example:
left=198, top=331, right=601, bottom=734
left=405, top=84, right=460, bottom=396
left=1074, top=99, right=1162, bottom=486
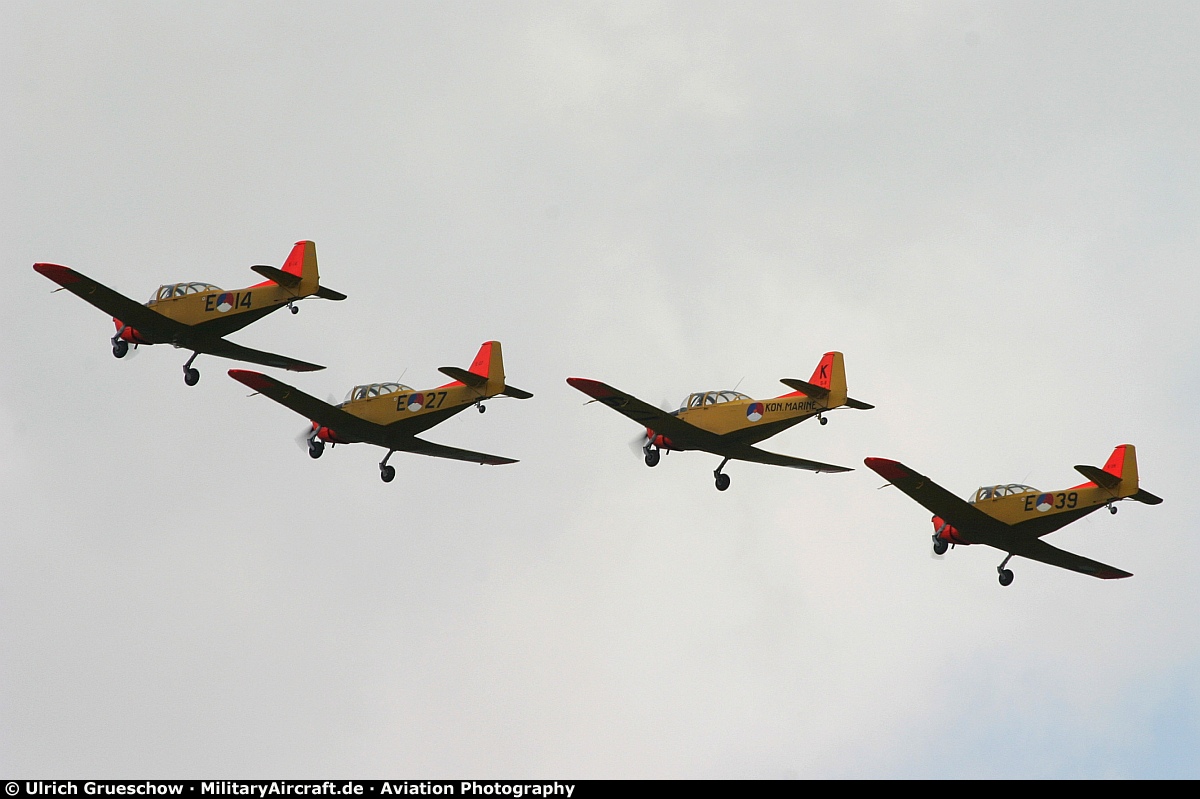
left=968, top=484, right=1039, bottom=503
left=344, top=382, right=413, bottom=403
left=149, top=282, right=221, bottom=302
left=681, top=390, right=752, bottom=410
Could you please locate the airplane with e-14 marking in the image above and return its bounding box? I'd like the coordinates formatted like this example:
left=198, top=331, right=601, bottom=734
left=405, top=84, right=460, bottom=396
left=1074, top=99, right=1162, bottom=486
left=33, top=240, right=345, bottom=386
left=864, top=444, right=1162, bottom=586
left=228, top=341, right=533, bottom=483
left=567, top=351, right=872, bottom=491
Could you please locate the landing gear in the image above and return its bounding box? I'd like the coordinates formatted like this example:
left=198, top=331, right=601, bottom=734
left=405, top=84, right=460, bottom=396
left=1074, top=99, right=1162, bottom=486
left=997, top=554, right=1014, bottom=587
left=182, top=352, right=200, bottom=386
left=1109, top=504, right=1118, bottom=515
left=477, top=403, right=487, bottom=414
left=308, top=439, right=324, bottom=459
left=111, top=324, right=129, bottom=358
left=714, top=457, right=731, bottom=491
left=818, top=413, right=828, bottom=426
left=379, top=450, right=396, bottom=483
left=288, top=302, right=299, bottom=315
left=933, top=538, right=949, bottom=556
left=644, top=446, right=660, bottom=468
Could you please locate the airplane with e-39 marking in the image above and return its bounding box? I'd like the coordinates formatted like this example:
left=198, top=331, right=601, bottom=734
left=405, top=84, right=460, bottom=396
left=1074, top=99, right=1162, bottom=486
left=228, top=341, right=533, bottom=483
left=567, top=351, right=872, bottom=491
left=33, top=240, right=345, bottom=386
left=865, top=444, right=1162, bottom=586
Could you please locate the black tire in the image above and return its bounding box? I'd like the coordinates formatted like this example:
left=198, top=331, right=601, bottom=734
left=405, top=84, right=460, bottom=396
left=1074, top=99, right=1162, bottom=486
left=308, top=440, right=324, bottom=459
left=290, top=305, right=299, bottom=315
left=477, top=404, right=486, bottom=413
left=1109, top=505, right=1118, bottom=515
left=380, top=465, right=396, bottom=483
left=819, top=416, right=828, bottom=426
left=933, top=539, right=949, bottom=556
left=998, top=569, right=1014, bottom=587
left=715, top=473, right=731, bottom=491
left=184, top=367, right=200, bottom=386
left=112, top=340, right=129, bottom=359
left=644, top=448, right=660, bottom=468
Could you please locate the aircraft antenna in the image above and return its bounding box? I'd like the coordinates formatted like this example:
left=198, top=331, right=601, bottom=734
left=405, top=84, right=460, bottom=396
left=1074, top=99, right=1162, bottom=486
left=733, top=376, right=745, bottom=392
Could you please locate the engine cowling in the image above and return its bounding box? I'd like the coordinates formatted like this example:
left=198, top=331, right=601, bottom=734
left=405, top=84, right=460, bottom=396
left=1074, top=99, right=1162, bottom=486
left=646, top=429, right=674, bottom=450
left=313, top=422, right=348, bottom=445
left=931, top=515, right=969, bottom=546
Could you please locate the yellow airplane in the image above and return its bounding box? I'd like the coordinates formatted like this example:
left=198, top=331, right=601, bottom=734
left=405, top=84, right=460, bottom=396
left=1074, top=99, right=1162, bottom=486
left=567, top=351, right=872, bottom=490
left=33, top=240, right=345, bottom=386
left=865, top=445, right=1163, bottom=586
left=228, top=341, right=533, bottom=482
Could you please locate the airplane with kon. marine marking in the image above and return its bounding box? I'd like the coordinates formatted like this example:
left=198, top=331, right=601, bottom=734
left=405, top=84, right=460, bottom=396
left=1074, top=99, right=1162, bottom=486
left=33, top=240, right=345, bottom=386
left=567, top=351, right=872, bottom=491
left=865, top=444, right=1163, bottom=586
left=228, top=341, right=533, bottom=483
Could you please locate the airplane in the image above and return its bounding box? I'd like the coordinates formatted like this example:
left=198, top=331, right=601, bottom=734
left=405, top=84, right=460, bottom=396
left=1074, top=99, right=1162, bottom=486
left=864, top=444, right=1163, bottom=586
left=567, top=351, right=872, bottom=491
left=33, top=240, right=345, bottom=386
left=227, top=341, right=533, bottom=482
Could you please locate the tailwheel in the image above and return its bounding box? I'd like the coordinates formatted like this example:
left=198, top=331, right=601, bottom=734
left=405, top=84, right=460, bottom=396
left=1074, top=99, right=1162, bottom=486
left=933, top=538, right=949, bottom=556
left=380, top=465, right=396, bottom=483
left=308, top=439, right=324, bottom=459
left=183, top=367, right=200, bottom=386
left=1109, top=505, right=1118, bottom=515
left=998, top=569, right=1014, bottom=587
left=818, top=414, right=828, bottom=426
left=289, top=303, right=299, bottom=315
left=112, top=340, right=129, bottom=359
left=477, top=403, right=486, bottom=414
left=644, top=447, right=660, bottom=468
left=715, top=473, right=731, bottom=491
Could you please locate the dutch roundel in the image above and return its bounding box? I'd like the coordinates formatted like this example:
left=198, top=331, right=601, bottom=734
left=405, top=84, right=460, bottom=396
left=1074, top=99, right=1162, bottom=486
left=216, top=293, right=235, bottom=313
left=407, top=393, right=424, bottom=412
left=746, top=402, right=764, bottom=422
left=1036, top=493, right=1054, bottom=512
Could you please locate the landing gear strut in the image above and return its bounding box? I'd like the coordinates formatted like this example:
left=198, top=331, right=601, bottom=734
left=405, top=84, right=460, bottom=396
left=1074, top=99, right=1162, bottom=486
left=997, top=554, right=1014, bottom=586
left=818, top=413, right=828, bottom=426
left=111, top=324, right=129, bottom=358
left=714, top=457, right=731, bottom=491
left=379, top=450, right=396, bottom=483
left=643, top=445, right=660, bottom=468
left=182, top=351, right=200, bottom=386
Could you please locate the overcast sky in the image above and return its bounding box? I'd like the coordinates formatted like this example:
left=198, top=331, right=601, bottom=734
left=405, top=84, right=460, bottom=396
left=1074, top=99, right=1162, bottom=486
left=3, top=1, right=1198, bottom=778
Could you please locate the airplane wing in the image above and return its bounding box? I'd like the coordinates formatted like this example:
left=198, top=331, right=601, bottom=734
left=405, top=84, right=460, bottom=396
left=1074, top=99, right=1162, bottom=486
left=719, top=443, right=852, bottom=473
left=201, top=338, right=324, bottom=372
left=33, top=263, right=185, bottom=342
left=228, top=370, right=377, bottom=441
left=566, top=377, right=727, bottom=450
left=1004, top=537, right=1132, bottom=580
left=864, top=457, right=1012, bottom=543
left=393, top=437, right=517, bottom=465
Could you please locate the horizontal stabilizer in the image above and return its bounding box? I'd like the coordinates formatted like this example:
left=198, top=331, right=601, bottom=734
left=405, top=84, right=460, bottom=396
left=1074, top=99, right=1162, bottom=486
left=501, top=385, right=534, bottom=400
left=780, top=378, right=828, bottom=397
left=250, top=264, right=301, bottom=288
left=1131, top=489, right=1164, bottom=505
left=1074, top=464, right=1121, bottom=489
left=845, top=397, right=875, bottom=410
left=315, top=286, right=346, bottom=301
left=438, top=366, right=487, bottom=388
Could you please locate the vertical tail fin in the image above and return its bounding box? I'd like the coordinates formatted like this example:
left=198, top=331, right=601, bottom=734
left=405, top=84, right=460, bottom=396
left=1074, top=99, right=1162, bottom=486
left=1074, top=444, right=1147, bottom=499
left=281, top=240, right=319, bottom=294
left=810, top=351, right=847, bottom=407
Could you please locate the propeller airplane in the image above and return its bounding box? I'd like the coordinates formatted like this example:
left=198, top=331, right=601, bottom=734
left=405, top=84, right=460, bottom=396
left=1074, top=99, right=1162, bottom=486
left=567, top=351, right=872, bottom=491
left=33, top=240, right=345, bottom=386
left=865, top=444, right=1163, bottom=586
left=228, top=341, right=533, bottom=482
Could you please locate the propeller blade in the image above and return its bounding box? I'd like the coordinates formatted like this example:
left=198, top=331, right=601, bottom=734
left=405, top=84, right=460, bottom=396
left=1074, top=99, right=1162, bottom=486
left=294, top=424, right=317, bottom=452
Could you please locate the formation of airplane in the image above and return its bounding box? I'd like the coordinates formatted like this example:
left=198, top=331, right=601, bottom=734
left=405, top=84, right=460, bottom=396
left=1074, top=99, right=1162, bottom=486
left=228, top=341, right=532, bottom=482
left=567, top=352, right=872, bottom=490
left=33, top=240, right=344, bottom=385
left=33, top=240, right=1164, bottom=588
left=865, top=445, right=1162, bottom=585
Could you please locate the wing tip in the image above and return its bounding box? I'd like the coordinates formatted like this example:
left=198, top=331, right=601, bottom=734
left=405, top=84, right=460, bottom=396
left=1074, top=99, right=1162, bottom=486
left=864, top=457, right=911, bottom=482
left=566, top=377, right=610, bottom=398
left=33, top=263, right=81, bottom=285
left=228, top=369, right=274, bottom=391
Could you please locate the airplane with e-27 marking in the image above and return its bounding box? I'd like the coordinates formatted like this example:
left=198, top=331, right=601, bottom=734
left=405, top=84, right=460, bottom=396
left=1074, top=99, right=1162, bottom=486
left=228, top=341, right=533, bottom=483
left=33, top=240, right=345, bottom=386
left=567, top=351, right=872, bottom=491
left=865, top=444, right=1162, bottom=586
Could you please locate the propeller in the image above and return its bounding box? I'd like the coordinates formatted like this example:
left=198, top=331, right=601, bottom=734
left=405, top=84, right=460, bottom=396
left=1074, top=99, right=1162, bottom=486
left=627, top=397, right=676, bottom=457
left=292, top=392, right=339, bottom=451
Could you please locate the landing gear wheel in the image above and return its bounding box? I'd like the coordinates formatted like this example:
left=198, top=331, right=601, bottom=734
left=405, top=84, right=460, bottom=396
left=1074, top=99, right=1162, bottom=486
left=183, top=367, right=200, bottom=386
left=380, top=464, right=396, bottom=483
left=933, top=539, right=949, bottom=556
left=644, top=448, right=660, bottom=468
left=1109, top=505, right=1118, bottom=515
left=998, top=568, right=1014, bottom=587
left=112, top=340, right=129, bottom=359
left=819, top=416, right=828, bottom=426
left=715, top=473, right=731, bottom=491
left=289, top=304, right=299, bottom=315
left=477, top=404, right=486, bottom=414
left=308, top=440, right=324, bottom=459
